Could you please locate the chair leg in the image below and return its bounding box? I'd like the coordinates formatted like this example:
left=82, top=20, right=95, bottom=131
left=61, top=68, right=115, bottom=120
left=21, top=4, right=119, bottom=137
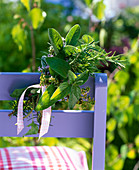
left=92, top=74, right=107, bottom=170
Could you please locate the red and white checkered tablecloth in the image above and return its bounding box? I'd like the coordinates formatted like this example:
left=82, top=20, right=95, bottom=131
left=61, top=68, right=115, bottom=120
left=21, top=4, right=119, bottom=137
left=0, top=146, right=88, bottom=170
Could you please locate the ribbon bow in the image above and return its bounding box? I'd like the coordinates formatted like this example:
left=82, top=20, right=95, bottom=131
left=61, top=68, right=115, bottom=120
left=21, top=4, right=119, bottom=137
left=17, top=84, right=51, bottom=139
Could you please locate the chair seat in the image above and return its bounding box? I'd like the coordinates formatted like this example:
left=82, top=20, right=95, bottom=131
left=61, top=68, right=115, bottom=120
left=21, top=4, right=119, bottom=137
left=0, top=146, right=88, bottom=170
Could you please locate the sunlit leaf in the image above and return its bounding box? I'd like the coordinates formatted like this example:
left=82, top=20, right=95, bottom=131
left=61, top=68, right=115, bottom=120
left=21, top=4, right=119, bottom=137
left=115, top=71, right=129, bottom=86
left=64, top=45, right=79, bottom=55
left=99, top=28, right=107, bottom=47
left=127, top=149, right=136, bottom=159
left=135, top=135, right=139, bottom=148
left=21, top=0, right=30, bottom=11
left=50, top=82, right=71, bottom=101
left=84, top=0, right=92, bottom=7
left=11, top=24, right=27, bottom=51
left=48, top=28, right=63, bottom=55
left=93, top=0, right=106, bottom=20
left=112, top=159, right=124, bottom=170
left=126, top=105, right=133, bottom=126
left=107, top=118, right=116, bottom=132
left=77, top=138, right=91, bottom=150
left=41, top=138, right=58, bottom=146
left=119, top=96, right=130, bottom=110
left=107, top=131, right=115, bottom=143
left=106, top=146, right=124, bottom=170
left=13, top=14, right=20, bottom=19
left=29, top=8, right=46, bottom=29
left=108, top=83, right=120, bottom=95
left=120, top=144, right=128, bottom=159
left=130, top=54, right=137, bottom=64
left=115, top=111, right=128, bottom=128
left=131, top=38, right=138, bottom=52
left=105, top=144, right=118, bottom=163
left=82, top=34, right=94, bottom=44
left=68, top=70, right=77, bottom=84
left=65, top=24, right=80, bottom=46
left=35, top=84, right=55, bottom=111
left=118, top=128, right=128, bottom=143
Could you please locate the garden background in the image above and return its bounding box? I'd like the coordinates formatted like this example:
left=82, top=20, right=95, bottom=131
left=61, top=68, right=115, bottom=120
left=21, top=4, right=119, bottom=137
left=0, top=0, right=139, bottom=169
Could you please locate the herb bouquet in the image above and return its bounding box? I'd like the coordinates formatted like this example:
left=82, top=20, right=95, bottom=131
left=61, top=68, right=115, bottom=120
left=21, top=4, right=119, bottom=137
left=10, top=24, right=126, bottom=136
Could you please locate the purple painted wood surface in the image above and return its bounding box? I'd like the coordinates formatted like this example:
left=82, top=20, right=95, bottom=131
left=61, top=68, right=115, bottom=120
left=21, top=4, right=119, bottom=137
left=0, top=72, right=94, bottom=101
left=92, top=73, right=107, bottom=170
left=0, top=72, right=40, bottom=100
left=0, top=110, right=94, bottom=138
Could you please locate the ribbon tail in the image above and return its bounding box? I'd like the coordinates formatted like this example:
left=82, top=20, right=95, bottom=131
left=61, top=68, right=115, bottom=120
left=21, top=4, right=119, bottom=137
left=17, top=92, right=25, bottom=135
left=17, top=84, right=40, bottom=135
left=39, top=107, right=51, bottom=139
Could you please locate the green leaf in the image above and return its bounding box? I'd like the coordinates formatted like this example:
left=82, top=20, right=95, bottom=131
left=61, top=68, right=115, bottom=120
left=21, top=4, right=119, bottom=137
left=35, top=84, right=56, bottom=111
left=46, top=57, right=70, bottom=78
left=49, top=67, right=57, bottom=76
left=48, top=28, right=63, bottom=55
left=112, top=159, right=124, bottom=170
left=107, top=118, right=116, bottom=132
left=106, top=145, right=119, bottom=163
left=75, top=80, right=84, bottom=86
left=50, top=82, right=71, bottom=101
left=56, top=50, right=66, bottom=59
left=107, top=131, right=115, bottom=143
left=118, top=128, right=128, bottom=143
left=11, top=24, right=27, bottom=51
left=82, top=34, right=94, bottom=44
left=69, top=86, right=81, bottom=109
left=68, top=70, right=77, bottom=84
left=84, top=0, right=92, bottom=7
left=65, top=24, right=81, bottom=46
left=93, top=0, right=106, bottom=20
left=115, top=71, right=129, bottom=86
left=64, top=45, right=79, bottom=55
left=10, top=87, right=26, bottom=98
left=135, top=135, right=139, bottom=148
left=29, top=8, right=46, bottom=29
left=120, top=144, right=128, bottom=160
left=24, top=121, right=38, bottom=136
left=127, top=149, right=136, bottom=159
left=119, top=96, right=130, bottom=110
left=41, top=55, right=47, bottom=68
left=75, top=71, right=89, bottom=86
left=21, top=0, right=30, bottom=11
left=99, top=28, right=107, bottom=47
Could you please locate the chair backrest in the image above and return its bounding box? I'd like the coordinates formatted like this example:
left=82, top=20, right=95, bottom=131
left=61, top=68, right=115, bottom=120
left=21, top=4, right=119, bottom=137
left=0, top=72, right=107, bottom=170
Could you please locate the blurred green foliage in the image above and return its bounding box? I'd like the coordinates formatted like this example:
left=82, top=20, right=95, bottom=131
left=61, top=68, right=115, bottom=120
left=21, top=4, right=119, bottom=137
left=106, top=39, right=139, bottom=170
left=0, top=0, right=139, bottom=169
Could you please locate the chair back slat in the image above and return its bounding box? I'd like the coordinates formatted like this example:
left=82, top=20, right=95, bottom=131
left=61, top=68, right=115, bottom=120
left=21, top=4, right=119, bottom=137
left=0, top=73, right=40, bottom=100
left=0, top=73, right=94, bottom=101
left=0, top=110, right=93, bottom=138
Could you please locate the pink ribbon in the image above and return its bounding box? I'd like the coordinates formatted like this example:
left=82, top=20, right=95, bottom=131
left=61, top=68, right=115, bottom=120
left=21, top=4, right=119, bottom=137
left=17, top=84, right=51, bottom=138
left=39, top=86, right=51, bottom=139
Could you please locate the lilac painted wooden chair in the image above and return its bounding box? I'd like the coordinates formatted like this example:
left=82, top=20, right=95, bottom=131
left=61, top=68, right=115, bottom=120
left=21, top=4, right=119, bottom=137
left=0, top=72, right=107, bottom=170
